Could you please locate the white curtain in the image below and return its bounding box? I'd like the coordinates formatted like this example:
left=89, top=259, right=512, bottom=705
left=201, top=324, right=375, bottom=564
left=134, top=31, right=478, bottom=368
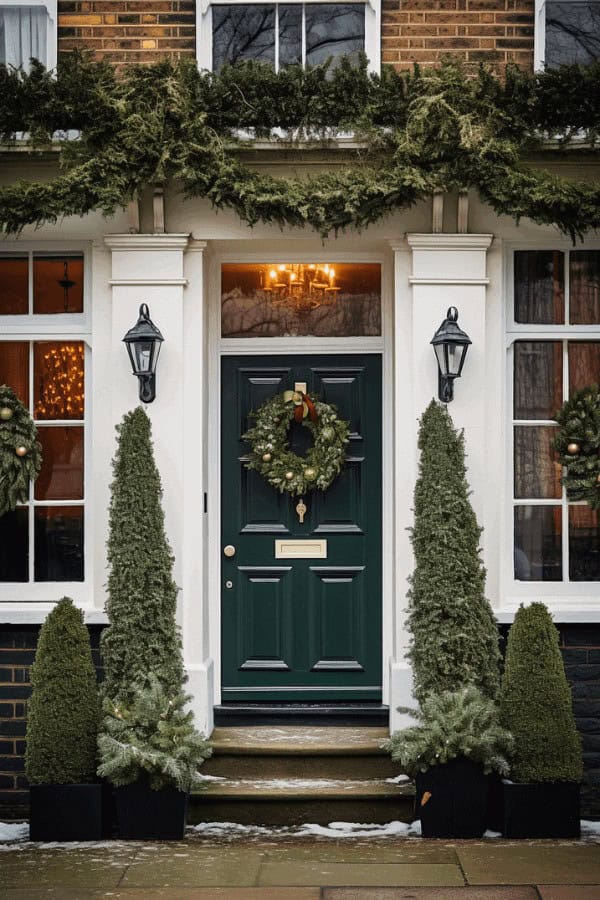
left=0, top=7, right=48, bottom=70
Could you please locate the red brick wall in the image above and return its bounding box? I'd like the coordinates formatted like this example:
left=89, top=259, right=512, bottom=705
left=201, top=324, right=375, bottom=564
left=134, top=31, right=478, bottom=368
left=381, top=0, right=534, bottom=72
left=57, top=1, right=196, bottom=64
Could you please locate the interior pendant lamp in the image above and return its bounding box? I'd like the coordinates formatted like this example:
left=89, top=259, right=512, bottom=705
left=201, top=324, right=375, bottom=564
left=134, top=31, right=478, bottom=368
left=122, top=303, right=164, bottom=403
left=430, top=306, right=471, bottom=403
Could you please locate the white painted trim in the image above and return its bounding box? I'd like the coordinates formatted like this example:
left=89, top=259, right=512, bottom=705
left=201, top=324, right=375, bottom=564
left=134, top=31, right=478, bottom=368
left=0, top=607, right=108, bottom=625
left=109, top=279, right=189, bottom=287
left=408, top=277, right=490, bottom=286
left=104, top=235, right=190, bottom=251
left=207, top=247, right=393, bottom=710
left=407, top=234, right=494, bottom=251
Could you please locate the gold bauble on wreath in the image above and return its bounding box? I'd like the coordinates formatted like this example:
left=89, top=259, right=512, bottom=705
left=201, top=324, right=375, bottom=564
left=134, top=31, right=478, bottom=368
left=262, top=452, right=272, bottom=462
left=0, top=407, right=13, bottom=421
left=285, top=471, right=294, bottom=481
left=304, top=467, right=317, bottom=481
left=15, top=446, right=27, bottom=457
left=567, top=442, right=581, bottom=455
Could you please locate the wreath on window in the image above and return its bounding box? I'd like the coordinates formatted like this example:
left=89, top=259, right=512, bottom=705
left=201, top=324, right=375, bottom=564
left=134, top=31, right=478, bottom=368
left=243, top=390, right=350, bottom=497
left=0, top=385, right=43, bottom=518
left=554, top=385, right=600, bottom=509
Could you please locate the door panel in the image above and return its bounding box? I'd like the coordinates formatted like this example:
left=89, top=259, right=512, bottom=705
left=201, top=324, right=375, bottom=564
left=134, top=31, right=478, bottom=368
left=221, top=354, right=382, bottom=701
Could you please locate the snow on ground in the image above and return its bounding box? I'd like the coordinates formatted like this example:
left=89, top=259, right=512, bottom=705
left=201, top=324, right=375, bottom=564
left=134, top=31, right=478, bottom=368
left=0, top=822, right=28, bottom=844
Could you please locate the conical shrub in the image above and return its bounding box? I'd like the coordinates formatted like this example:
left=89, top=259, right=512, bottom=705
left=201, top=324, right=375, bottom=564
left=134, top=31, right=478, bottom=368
left=407, top=401, right=500, bottom=703
left=499, top=602, right=582, bottom=783
left=100, top=407, right=184, bottom=703
left=25, top=597, right=100, bottom=785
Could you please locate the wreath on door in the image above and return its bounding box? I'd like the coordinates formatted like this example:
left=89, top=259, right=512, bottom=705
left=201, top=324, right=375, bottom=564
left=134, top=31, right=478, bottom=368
left=243, top=390, right=350, bottom=497
left=0, top=385, right=43, bottom=518
left=554, top=384, right=600, bottom=509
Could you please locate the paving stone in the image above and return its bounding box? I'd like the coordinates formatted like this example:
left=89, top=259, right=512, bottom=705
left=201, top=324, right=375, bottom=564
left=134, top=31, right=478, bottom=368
left=1, top=890, right=320, bottom=900
left=120, top=847, right=262, bottom=887
left=262, top=840, right=457, bottom=863
left=457, top=844, right=600, bottom=885
left=0, top=848, right=134, bottom=888
left=537, top=887, right=600, bottom=900
left=258, top=861, right=464, bottom=887
left=324, top=889, right=539, bottom=900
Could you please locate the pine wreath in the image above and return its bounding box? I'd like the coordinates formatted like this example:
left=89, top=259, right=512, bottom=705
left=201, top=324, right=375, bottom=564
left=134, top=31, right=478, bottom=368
left=554, top=385, right=600, bottom=508
left=243, top=390, right=350, bottom=497
left=0, top=385, right=43, bottom=517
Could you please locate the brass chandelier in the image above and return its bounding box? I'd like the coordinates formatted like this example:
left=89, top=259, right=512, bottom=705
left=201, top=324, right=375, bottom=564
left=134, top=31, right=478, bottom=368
left=259, top=263, right=340, bottom=314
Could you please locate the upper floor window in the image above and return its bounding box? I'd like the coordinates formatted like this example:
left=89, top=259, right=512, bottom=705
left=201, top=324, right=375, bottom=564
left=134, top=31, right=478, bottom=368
left=535, top=0, right=600, bottom=69
left=509, top=249, right=600, bottom=587
left=0, top=1, right=56, bottom=71
left=0, top=249, right=88, bottom=592
left=197, top=0, right=380, bottom=73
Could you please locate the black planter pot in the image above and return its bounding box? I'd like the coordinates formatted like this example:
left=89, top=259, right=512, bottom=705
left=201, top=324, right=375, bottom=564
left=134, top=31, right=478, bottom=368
left=502, top=780, right=580, bottom=839
left=29, top=783, right=103, bottom=842
left=415, top=757, right=489, bottom=839
left=485, top=771, right=504, bottom=833
left=114, top=779, right=189, bottom=840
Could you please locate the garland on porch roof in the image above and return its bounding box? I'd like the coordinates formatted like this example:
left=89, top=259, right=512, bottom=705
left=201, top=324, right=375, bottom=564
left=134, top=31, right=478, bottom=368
left=0, top=55, right=600, bottom=238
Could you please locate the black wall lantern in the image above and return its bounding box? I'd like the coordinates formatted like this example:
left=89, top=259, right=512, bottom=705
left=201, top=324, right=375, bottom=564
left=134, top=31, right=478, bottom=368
left=430, top=306, right=471, bottom=403
left=122, top=303, right=164, bottom=403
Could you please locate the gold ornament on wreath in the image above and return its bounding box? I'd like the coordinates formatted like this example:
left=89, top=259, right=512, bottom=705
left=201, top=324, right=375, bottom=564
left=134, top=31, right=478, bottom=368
left=243, top=390, right=350, bottom=507
left=0, top=384, right=43, bottom=518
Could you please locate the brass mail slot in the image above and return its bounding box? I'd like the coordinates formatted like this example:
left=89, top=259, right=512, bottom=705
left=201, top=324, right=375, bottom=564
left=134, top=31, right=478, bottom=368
left=275, top=539, right=327, bottom=559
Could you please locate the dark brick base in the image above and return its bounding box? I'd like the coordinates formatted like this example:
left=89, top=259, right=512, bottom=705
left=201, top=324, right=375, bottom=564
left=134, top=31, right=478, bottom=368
left=1, top=621, right=600, bottom=821
left=0, top=624, right=104, bottom=820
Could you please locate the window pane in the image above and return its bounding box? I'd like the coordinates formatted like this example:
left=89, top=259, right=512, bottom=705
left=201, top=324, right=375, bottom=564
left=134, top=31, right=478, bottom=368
left=35, top=427, right=84, bottom=501
left=0, top=509, right=28, bottom=582
left=305, top=4, right=365, bottom=67
left=279, top=4, right=302, bottom=67
left=514, top=506, right=562, bottom=581
left=514, top=251, right=564, bottom=324
left=0, top=8, right=48, bottom=70
left=569, top=505, right=600, bottom=581
left=0, top=341, right=29, bottom=408
left=222, top=262, right=381, bottom=337
left=546, top=2, right=600, bottom=67
left=514, top=426, right=561, bottom=499
left=569, top=341, right=600, bottom=394
left=212, top=5, right=275, bottom=69
left=34, top=506, right=84, bottom=582
left=0, top=257, right=28, bottom=315
left=34, top=342, right=85, bottom=421
left=514, top=342, right=562, bottom=420
left=33, top=257, right=84, bottom=315
left=570, top=251, right=600, bottom=325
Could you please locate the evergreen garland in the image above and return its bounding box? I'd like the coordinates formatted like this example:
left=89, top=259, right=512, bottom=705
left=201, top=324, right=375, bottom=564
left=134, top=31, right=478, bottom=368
left=554, top=385, right=600, bottom=508
left=25, top=597, right=100, bottom=785
left=97, top=674, right=212, bottom=792
left=407, top=401, right=501, bottom=704
left=100, top=407, right=184, bottom=703
left=243, top=390, right=349, bottom=496
left=385, top=686, right=513, bottom=777
left=0, top=56, right=599, bottom=238
left=0, top=385, right=42, bottom=517
left=499, top=602, right=582, bottom=783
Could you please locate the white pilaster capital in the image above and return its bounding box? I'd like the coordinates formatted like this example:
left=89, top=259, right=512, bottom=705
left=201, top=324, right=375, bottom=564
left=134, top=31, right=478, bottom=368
left=406, top=234, right=493, bottom=251
left=104, top=233, right=190, bottom=252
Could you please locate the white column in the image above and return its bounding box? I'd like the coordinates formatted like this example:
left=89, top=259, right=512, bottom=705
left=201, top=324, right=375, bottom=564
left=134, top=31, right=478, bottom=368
left=389, top=234, right=493, bottom=733
left=103, top=234, right=213, bottom=735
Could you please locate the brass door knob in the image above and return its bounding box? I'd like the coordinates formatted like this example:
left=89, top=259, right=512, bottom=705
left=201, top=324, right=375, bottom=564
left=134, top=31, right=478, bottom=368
left=223, top=545, right=236, bottom=558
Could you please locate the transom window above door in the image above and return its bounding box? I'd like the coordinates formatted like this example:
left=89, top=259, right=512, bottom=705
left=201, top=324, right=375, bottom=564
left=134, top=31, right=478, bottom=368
left=221, top=262, right=381, bottom=337
left=0, top=1, right=57, bottom=71
left=197, top=0, right=380, bottom=73
left=535, top=0, right=600, bottom=69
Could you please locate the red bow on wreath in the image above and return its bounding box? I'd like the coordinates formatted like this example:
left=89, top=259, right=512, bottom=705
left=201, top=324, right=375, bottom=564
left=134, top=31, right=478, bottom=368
left=283, top=389, right=318, bottom=424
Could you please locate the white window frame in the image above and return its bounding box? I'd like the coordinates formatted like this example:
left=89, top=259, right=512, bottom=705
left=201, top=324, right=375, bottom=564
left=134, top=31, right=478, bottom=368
left=534, top=0, right=600, bottom=71
left=0, top=0, right=57, bottom=71
left=504, top=241, right=600, bottom=615
left=0, top=242, right=92, bottom=605
left=196, top=0, right=380, bottom=74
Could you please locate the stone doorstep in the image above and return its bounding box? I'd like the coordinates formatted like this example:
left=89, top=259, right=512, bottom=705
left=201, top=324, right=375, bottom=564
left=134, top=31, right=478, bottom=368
left=198, top=777, right=412, bottom=800
left=208, top=726, right=392, bottom=755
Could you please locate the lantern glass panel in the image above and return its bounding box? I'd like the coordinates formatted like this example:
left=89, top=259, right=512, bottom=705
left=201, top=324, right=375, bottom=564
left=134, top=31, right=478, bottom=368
left=434, top=343, right=447, bottom=375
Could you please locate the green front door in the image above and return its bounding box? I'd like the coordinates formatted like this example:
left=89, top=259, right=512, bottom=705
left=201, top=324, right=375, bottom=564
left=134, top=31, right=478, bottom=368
left=221, top=354, right=382, bottom=702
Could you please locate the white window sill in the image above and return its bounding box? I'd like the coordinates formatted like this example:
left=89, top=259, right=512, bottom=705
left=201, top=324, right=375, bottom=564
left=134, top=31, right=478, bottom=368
left=0, top=606, right=107, bottom=625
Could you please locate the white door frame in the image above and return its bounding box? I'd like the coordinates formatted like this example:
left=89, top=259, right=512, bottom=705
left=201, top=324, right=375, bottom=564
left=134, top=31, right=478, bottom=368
left=206, top=248, right=395, bottom=711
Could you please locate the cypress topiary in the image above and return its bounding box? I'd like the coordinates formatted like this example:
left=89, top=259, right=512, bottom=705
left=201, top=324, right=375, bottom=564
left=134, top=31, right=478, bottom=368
left=25, top=597, right=100, bottom=785
left=407, top=401, right=500, bottom=704
left=499, top=602, right=583, bottom=783
left=100, top=407, right=184, bottom=703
